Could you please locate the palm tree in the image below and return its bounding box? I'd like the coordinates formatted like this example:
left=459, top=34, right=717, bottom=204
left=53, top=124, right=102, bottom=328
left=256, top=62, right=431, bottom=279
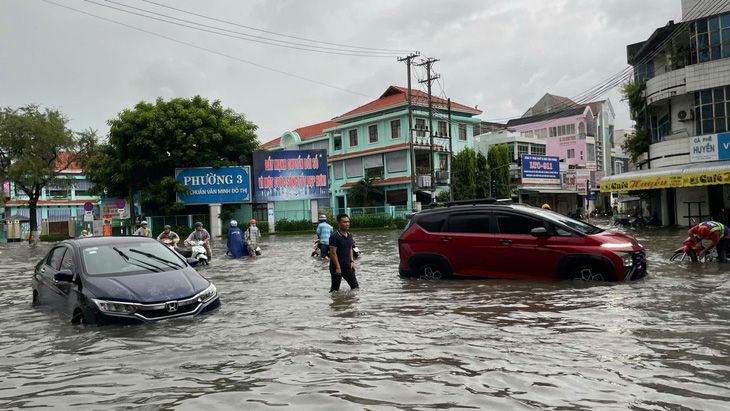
left=347, top=177, right=384, bottom=207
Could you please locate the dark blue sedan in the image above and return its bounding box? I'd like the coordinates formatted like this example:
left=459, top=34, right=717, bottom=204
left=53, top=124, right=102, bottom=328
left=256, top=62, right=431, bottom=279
left=32, top=236, right=220, bottom=324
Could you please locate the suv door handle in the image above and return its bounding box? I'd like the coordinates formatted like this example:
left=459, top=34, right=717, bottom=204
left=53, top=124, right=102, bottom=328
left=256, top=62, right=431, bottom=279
left=440, top=236, right=452, bottom=241
left=498, top=239, right=513, bottom=244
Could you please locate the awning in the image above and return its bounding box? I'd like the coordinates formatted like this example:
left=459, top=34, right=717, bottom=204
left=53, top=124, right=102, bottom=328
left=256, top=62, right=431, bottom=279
left=600, top=160, right=730, bottom=193
left=519, top=187, right=580, bottom=195
left=0, top=213, right=30, bottom=223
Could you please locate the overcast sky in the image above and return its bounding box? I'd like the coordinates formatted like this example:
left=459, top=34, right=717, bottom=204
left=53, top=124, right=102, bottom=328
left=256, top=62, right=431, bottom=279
left=0, top=0, right=683, bottom=145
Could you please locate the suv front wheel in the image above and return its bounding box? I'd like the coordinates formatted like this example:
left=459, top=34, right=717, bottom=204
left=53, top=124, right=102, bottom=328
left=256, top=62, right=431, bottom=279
left=567, top=263, right=609, bottom=281
left=418, top=262, right=447, bottom=280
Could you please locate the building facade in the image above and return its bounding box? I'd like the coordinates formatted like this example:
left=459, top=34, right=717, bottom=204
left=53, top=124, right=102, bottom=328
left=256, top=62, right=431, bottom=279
left=601, top=2, right=730, bottom=226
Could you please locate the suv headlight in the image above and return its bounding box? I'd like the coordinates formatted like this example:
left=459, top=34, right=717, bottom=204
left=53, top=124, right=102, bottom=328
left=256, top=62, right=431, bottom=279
left=196, top=284, right=217, bottom=303
left=616, top=252, right=634, bottom=267
left=92, top=299, right=138, bottom=314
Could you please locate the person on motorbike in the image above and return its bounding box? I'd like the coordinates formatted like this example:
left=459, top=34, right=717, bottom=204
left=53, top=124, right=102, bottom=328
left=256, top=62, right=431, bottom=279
left=226, top=220, right=247, bottom=258
left=134, top=220, right=152, bottom=237
left=315, top=214, right=333, bottom=259
left=689, top=221, right=730, bottom=263
left=244, top=219, right=261, bottom=256
left=156, top=225, right=179, bottom=246
left=185, top=222, right=212, bottom=260
left=79, top=229, right=93, bottom=238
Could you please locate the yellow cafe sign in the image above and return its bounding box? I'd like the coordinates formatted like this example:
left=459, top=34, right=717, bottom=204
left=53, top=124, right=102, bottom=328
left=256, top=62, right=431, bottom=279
left=600, top=170, right=730, bottom=193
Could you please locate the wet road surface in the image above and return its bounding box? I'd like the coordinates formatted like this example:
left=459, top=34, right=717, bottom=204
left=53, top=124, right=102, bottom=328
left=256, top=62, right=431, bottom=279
left=1, top=220, right=729, bottom=409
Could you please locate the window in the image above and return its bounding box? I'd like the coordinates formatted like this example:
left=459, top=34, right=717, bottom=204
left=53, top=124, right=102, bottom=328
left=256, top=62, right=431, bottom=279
left=445, top=212, right=491, bottom=234
left=580, top=151, right=584, bottom=160
left=349, top=129, right=358, bottom=147
left=438, top=153, right=448, bottom=170
left=586, top=143, right=595, bottom=162
left=363, top=154, right=383, bottom=179
left=567, top=149, right=575, bottom=158
left=636, top=61, right=655, bottom=82
left=507, top=144, right=515, bottom=161
left=548, top=124, right=575, bottom=138
left=61, top=247, right=75, bottom=271
left=47, top=247, right=67, bottom=271
left=334, top=161, right=344, bottom=180
left=74, top=179, right=95, bottom=196
left=536, top=128, right=547, bottom=139
left=415, top=118, right=426, bottom=137
left=415, top=213, right=447, bottom=232
left=365, top=166, right=384, bottom=179
left=694, top=86, right=729, bottom=135
left=530, top=144, right=546, bottom=156
left=437, top=120, right=448, bottom=137
left=334, top=135, right=342, bottom=151
left=458, top=123, right=467, bottom=141
left=690, top=12, right=730, bottom=64
left=386, top=150, right=407, bottom=173
left=495, top=213, right=544, bottom=235
left=390, top=119, right=401, bottom=139
left=368, top=124, right=378, bottom=144
left=517, top=144, right=529, bottom=158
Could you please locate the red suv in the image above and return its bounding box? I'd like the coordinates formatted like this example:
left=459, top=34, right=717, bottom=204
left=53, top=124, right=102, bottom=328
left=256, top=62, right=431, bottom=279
left=398, top=203, right=646, bottom=281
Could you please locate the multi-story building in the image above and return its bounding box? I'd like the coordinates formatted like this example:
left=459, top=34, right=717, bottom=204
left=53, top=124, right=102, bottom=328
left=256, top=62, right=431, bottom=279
left=600, top=1, right=730, bottom=226
left=262, top=85, right=481, bottom=218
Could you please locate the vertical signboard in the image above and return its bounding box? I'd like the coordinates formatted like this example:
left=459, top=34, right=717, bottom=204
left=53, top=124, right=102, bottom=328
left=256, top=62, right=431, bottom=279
left=253, top=150, right=328, bottom=202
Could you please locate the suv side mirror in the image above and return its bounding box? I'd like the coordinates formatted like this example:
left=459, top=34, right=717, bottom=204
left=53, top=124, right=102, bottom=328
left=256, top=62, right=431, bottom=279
left=54, top=270, right=74, bottom=282
left=530, top=227, right=551, bottom=237
left=187, top=258, right=199, bottom=267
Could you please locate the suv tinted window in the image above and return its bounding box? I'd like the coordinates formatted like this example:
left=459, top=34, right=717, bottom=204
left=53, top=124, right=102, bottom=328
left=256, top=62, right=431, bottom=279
left=495, top=212, right=544, bottom=235
left=415, top=213, right=447, bottom=232
left=445, top=212, right=491, bottom=233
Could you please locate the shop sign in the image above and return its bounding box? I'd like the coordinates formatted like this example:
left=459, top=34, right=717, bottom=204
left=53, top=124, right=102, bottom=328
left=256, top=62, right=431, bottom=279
left=690, top=134, right=719, bottom=162
left=600, top=169, right=730, bottom=192
left=521, top=154, right=560, bottom=185
left=559, top=135, right=576, bottom=146
left=683, top=170, right=730, bottom=187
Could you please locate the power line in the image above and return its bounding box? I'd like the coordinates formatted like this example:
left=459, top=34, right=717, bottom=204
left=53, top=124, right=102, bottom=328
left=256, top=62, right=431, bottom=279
left=142, top=0, right=415, bottom=54
left=86, top=0, right=402, bottom=58
left=43, top=0, right=376, bottom=99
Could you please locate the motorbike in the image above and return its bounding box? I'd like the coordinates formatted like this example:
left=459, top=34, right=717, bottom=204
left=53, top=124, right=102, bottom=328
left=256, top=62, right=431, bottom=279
left=670, top=236, right=716, bottom=262
left=159, top=238, right=192, bottom=258
left=311, top=239, right=361, bottom=259
left=187, top=240, right=209, bottom=265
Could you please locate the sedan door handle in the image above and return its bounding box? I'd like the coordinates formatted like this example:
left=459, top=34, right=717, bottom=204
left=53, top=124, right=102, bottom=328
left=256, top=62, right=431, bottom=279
left=498, top=239, right=513, bottom=244
left=440, top=236, right=452, bottom=242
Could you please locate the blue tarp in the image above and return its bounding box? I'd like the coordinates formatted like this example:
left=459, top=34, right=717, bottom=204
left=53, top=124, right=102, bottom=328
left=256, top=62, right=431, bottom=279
left=226, top=227, right=248, bottom=258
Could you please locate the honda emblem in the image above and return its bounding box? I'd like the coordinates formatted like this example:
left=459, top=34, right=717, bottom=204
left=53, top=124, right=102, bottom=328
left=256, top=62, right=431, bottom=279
left=165, top=301, right=178, bottom=312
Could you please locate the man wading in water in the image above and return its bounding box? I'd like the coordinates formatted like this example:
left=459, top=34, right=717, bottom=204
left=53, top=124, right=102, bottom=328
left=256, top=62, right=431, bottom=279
left=328, top=214, right=359, bottom=292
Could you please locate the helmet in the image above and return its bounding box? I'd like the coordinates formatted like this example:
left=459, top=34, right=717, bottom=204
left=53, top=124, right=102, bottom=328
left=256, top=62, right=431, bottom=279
left=141, top=220, right=148, bottom=225
left=319, top=215, right=327, bottom=221
left=163, top=224, right=171, bottom=230
left=541, top=204, right=552, bottom=210
left=81, top=230, right=88, bottom=235
left=250, top=219, right=257, bottom=225
left=698, top=225, right=710, bottom=238
left=194, top=221, right=203, bottom=228
left=230, top=220, right=237, bottom=227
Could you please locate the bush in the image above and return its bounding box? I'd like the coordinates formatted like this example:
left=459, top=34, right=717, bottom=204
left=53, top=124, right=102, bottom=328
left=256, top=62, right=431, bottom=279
left=40, top=233, right=70, bottom=242
left=275, top=219, right=314, bottom=232
left=393, top=217, right=409, bottom=229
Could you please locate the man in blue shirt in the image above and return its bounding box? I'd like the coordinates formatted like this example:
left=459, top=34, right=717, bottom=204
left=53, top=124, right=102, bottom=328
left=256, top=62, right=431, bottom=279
left=315, top=214, right=333, bottom=259
left=328, top=214, right=359, bottom=292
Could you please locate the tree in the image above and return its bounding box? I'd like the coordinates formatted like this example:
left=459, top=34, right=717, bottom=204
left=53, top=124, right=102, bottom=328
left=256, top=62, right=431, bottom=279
left=84, top=96, right=259, bottom=225
left=347, top=177, right=384, bottom=207
left=487, top=144, right=510, bottom=198
left=0, top=105, right=91, bottom=244
left=476, top=151, right=489, bottom=198
left=451, top=147, right=477, bottom=200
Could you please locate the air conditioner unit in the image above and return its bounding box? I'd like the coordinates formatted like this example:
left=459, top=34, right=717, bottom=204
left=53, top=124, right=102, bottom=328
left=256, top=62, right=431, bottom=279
left=677, top=109, right=693, bottom=122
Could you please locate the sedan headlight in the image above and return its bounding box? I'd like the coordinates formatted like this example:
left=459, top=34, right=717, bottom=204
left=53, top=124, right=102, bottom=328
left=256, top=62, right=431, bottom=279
left=92, top=299, right=138, bottom=314
left=616, top=252, right=634, bottom=267
left=196, top=284, right=217, bottom=303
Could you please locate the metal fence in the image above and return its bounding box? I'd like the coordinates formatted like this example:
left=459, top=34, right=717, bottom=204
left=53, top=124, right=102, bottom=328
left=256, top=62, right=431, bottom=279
left=346, top=206, right=408, bottom=219
left=144, top=214, right=210, bottom=233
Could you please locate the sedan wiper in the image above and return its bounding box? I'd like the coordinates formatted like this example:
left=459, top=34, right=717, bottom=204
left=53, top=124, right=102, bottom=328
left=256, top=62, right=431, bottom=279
left=113, top=247, right=163, bottom=273
left=129, top=248, right=183, bottom=269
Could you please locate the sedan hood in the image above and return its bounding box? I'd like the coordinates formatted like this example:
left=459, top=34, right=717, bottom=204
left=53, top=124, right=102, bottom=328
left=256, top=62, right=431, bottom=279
left=83, top=268, right=210, bottom=303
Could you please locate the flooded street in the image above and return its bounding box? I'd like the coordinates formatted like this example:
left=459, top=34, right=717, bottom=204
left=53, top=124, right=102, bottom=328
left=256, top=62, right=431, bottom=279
left=1, top=220, right=729, bottom=410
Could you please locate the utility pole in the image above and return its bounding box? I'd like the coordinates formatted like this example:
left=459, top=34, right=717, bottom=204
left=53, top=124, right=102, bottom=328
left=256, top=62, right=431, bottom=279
left=448, top=98, right=453, bottom=202
left=417, top=58, right=439, bottom=198
left=399, top=52, right=420, bottom=211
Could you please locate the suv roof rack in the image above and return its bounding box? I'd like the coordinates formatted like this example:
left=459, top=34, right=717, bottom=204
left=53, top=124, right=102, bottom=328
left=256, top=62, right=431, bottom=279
left=431, top=197, right=513, bottom=208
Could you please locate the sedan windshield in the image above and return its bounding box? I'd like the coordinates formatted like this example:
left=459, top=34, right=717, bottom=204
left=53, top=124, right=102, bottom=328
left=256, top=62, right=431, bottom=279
left=526, top=208, right=604, bottom=235
left=82, top=241, right=184, bottom=275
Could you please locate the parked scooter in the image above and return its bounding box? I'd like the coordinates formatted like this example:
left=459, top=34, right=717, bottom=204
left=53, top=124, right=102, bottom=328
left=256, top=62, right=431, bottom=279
left=311, top=239, right=361, bottom=259
left=187, top=240, right=209, bottom=265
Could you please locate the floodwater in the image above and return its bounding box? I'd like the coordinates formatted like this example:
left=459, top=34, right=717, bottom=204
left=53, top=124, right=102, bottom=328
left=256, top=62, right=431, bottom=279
left=1, top=220, right=729, bottom=410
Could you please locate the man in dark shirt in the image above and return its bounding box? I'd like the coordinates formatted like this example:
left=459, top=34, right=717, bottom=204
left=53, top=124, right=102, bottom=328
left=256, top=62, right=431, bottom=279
left=328, top=213, right=359, bottom=292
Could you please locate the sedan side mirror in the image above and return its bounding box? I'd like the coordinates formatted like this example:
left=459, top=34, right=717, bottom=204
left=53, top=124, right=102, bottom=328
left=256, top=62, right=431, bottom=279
left=530, top=227, right=551, bottom=237
left=187, top=258, right=199, bottom=267
left=54, top=269, right=74, bottom=282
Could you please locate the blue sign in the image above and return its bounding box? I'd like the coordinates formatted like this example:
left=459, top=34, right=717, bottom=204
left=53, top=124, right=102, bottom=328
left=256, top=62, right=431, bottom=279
left=719, top=132, right=730, bottom=160
left=253, top=150, right=328, bottom=202
left=175, top=166, right=251, bottom=205
left=587, top=194, right=597, bottom=201
left=521, top=154, right=560, bottom=185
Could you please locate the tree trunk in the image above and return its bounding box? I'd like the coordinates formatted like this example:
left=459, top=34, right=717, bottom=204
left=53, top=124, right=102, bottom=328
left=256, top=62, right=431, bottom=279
left=28, top=196, right=39, bottom=245
left=129, top=184, right=136, bottom=233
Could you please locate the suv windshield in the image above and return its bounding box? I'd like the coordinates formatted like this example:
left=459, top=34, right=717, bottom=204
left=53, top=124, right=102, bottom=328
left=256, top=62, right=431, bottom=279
left=529, top=209, right=604, bottom=235
left=82, top=241, right=183, bottom=275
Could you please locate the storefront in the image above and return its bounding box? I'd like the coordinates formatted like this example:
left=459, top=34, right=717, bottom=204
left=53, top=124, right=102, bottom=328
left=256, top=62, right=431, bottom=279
left=600, top=160, right=730, bottom=226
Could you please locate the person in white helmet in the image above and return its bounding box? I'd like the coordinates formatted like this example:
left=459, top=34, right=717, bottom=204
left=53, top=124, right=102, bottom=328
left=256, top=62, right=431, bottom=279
left=133, top=220, right=152, bottom=237
left=315, top=214, right=333, bottom=259
left=226, top=220, right=246, bottom=258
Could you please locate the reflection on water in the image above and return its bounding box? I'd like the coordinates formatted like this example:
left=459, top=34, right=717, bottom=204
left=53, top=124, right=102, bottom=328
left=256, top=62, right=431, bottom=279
left=1, top=220, right=729, bottom=409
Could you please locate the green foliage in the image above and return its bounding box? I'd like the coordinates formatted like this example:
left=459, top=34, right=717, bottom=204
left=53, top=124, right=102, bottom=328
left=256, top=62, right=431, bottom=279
left=84, top=96, right=259, bottom=215
left=275, top=218, right=314, bottom=232
left=622, top=129, right=650, bottom=164
left=488, top=144, right=510, bottom=198
left=620, top=80, right=646, bottom=118
left=452, top=147, right=477, bottom=200
left=40, top=233, right=70, bottom=242
left=436, top=190, right=450, bottom=202
left=476, top=151, right=489, bottom=198
left=0, top=105, right=93, bottom=243
left=347, top=177, right=384, bottom=207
